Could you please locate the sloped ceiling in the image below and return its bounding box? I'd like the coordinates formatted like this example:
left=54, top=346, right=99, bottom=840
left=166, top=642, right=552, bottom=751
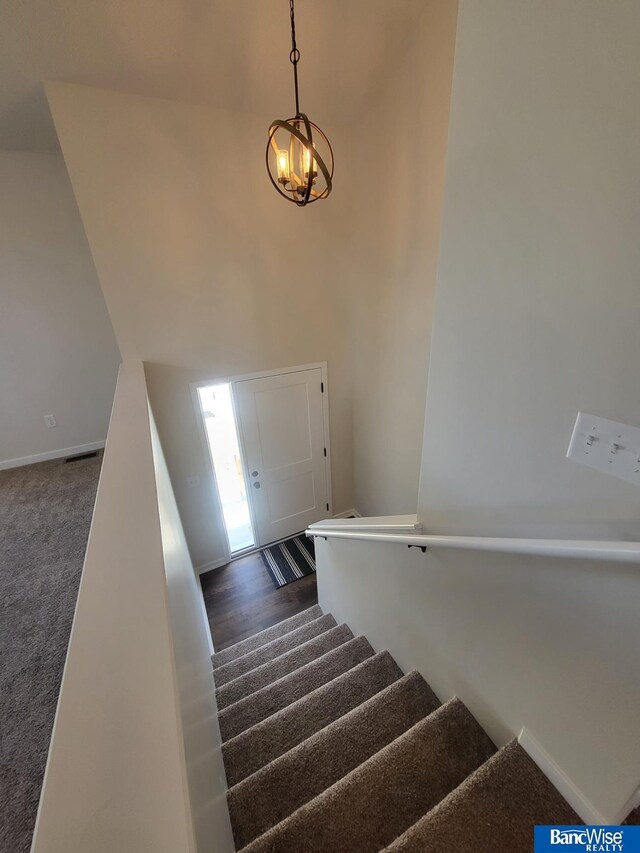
left=1, top=0, right=428, bottom=153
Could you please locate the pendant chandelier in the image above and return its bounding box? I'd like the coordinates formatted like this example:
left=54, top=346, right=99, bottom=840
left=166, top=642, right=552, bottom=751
left=266, top=0, right=334, bottom=206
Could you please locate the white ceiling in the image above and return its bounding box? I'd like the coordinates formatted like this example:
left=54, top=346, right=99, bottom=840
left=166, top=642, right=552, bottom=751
left=1, top=0, right=426, bottom=153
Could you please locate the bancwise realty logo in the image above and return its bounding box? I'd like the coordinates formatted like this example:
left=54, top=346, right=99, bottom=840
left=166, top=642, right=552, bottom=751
left=535, top=826, right=640, bottom=853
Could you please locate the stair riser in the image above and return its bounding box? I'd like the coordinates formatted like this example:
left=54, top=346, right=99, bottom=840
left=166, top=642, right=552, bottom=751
left=228, top=671, right=441, bottom=849
left=216, top=611, right=578, bottom=853
left=217, top=636, right=375, bottom=742
left=241, top=699, right=496, bottom=853
left=216, top=624, right=354, bottom=710
left=383, top=741, right=581, bottom=852
left=222, top=651, right=404, bottom=786
left=212, top=604, right=323, bottom=669
left=213, top=614, right=337, bottom=687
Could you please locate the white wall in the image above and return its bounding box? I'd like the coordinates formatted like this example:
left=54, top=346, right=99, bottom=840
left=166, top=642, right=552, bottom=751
left=418, top=0, right=640, bottom=538
left=317, top=537, right=640, bottom=824
left=46, top=83, right=355, bottom=569
left=338, top=0, right=640, bottom=825
left=348, top=0, right=457, bottom=517
left=0, top=150, right=120, bottom=468
left=32, top=362, right=236, bottom=853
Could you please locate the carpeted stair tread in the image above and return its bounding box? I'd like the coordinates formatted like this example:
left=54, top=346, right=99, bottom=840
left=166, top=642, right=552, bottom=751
left=228, top=671, right=441, bottom=848
left=382, top=740, right=581, bottom=853
left=212, top=605, right=323, bottom=669
left=216, top=623, right=354, bottom=710
left=213, top=613, right=337, bottom=687
left=217, top=636, right=375, bottom=741
left=242, top=697, right=496, bottom=853
left=222, top=651, right=404, bottom=786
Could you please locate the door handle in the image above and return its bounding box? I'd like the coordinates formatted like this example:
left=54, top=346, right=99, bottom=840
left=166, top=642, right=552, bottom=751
left=253, top=481, right=261, bottom=489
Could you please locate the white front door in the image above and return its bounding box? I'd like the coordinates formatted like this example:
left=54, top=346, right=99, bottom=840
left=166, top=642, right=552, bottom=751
left=233, top=368, right=329, bottom=546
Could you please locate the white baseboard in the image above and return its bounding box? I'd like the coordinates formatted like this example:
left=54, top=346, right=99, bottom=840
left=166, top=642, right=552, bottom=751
left=518, top=728, right=610, bottom=825
left=195, top=557, right=227, bottom=576
left=333, top=508, right=362, bottom=519
left=0, top=441, right=106, bottom=471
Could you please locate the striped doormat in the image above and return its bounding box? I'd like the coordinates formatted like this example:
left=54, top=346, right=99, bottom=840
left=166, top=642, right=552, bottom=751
left=261, top=535, right=316, bottom=589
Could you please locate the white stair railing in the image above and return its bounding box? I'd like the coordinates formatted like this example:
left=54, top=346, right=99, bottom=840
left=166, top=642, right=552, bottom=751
left=306, top=520, right=640, bottom=564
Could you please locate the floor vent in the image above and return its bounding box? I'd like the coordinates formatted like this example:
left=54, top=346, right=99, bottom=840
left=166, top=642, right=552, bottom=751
left=64, top=451, right=99, bottom=464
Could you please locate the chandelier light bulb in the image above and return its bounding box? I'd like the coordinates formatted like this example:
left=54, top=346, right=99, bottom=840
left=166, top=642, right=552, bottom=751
left=276, top=149, right=290, bottom=184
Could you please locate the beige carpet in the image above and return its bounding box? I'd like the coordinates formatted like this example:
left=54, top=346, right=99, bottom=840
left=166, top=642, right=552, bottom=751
left=217, top=634, right=374, bottom=741
left=227, top=671, right=441, bottom=848
left=384, top=739, right=579, bottom=852
left=0, top=455, right=101, bottom=853
left=212, top=605, right=323, bottom=669
left=222, top=650, right=403, bottom=786
left=215, top=622, right=354, bottom=710
left=214, top=605, right=585, bottom=852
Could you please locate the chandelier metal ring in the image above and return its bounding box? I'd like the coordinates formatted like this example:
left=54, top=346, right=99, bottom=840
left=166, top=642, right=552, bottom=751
left=266, top=114, right=333, bottom=206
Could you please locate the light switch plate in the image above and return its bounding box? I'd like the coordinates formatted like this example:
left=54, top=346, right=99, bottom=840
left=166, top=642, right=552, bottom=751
left=567, top=412, right=640, bottom=486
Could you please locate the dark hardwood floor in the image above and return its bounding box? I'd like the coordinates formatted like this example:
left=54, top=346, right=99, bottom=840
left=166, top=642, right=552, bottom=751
left=200, top=551, right=318, bottom=651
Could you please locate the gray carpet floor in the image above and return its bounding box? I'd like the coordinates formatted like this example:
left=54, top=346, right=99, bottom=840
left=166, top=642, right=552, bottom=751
left=0, top=455, right=101, bottom=853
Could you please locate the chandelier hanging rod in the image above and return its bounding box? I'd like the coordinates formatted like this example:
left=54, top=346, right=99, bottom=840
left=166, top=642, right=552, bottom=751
left=289, top=0, right=301, bottom=116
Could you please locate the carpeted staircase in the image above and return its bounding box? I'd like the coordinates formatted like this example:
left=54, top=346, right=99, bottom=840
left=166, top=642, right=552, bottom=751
left=212, top=604, right=580, bottom=852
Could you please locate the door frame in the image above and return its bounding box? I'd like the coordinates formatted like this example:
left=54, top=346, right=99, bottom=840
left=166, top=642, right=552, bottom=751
left=190, top=361, right=333, bottom=563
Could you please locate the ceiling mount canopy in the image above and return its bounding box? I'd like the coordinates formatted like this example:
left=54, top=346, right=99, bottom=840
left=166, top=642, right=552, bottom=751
left=266, top=0, right=334, bottom=206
